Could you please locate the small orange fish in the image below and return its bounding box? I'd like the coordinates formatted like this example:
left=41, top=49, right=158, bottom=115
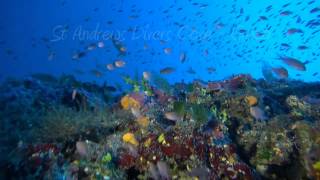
left=114, top=60, right=126, bottom=68
left=164, top=48, right=172, bottom=55
left=180, top=52, right=186, bottom=63
left=207, top=67, right=216, bottom=74
left=143, top=71, right=151, bottom=80
left=111, top=36, right=127, bottom=55
left=72, top=89, right=77, bottom=100
left=259, top=16, right=268, bottom=21
left=160, top=67, right=175, bottom=74
left=120, top=47, right=127, bottom=53
left=287, top=28, right=303, bottom=35
left=87, top=43, right=97, bottom=51
left=106, top=63, right=114, bottom=71
left=72, top=52, right=86, bottom=60
left=165, top=112, right=182, bottom=121
left=250, top=107, right=267, bottom=120
left=97, top=41, right=105, bottom=48
left=280, top=11, right=293, bottom=16
left=297, top=45, right=308, bottom=50
left=215, top=23, right=225, bottom=29
left=272, top=67, right=288, bottom=79
left=278, top=55, right=307, bottom=71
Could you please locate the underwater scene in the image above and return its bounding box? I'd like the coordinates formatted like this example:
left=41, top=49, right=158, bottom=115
left=1, top=0, right=320, bottom=179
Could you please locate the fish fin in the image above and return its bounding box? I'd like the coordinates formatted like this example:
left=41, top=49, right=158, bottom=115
left=273, top=53, right=282, bottom=61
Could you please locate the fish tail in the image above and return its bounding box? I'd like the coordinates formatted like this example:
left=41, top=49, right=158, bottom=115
left=273, top=53, right=285, bottom=61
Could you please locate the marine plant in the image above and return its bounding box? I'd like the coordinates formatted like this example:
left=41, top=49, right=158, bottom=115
left=122, top=75, right=141, bottom=92
left=173, top=101, right=186, bottom=116
left=190, top=104, right=209, bottom=127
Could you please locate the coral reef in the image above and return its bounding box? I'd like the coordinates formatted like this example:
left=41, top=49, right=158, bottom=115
left=1, top=74, right=320, bottom=179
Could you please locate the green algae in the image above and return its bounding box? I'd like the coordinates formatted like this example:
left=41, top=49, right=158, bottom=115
left=191, top=104, right=209, bottom=126
left=173, top=101, right=186, bottom=116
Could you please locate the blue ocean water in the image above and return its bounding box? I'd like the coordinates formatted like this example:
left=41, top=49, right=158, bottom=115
left=1, top=0, right=319, bottom=85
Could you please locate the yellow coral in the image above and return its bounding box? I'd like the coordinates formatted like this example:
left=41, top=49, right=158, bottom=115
left=158, top=133, right=166, bottom=144
left=120, top=95, right=140, bottom=110
left=144, top=137, right=152, bottom=148
left=313, top=161, right=320, bottom=171
left=246, top=96, right=258, bottom=106
left=136, top=116, right=150, bottom=128
left=122, top=132, right=139, bottom=146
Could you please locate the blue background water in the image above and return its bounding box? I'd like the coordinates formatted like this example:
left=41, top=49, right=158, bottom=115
left=1, top=0, right=319, bottom=86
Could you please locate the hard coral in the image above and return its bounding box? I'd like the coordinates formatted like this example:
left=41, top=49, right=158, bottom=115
left=120, top=95, right=140, bottom=110
left=208, top=82, right=223, bottom=92
left=136, top=116, right=150, bottom=128
left=246, top=96, right=258, bottom=106
left=122, top=132, right=139, bottom=146
left=118, top=153, right=136, bottom=169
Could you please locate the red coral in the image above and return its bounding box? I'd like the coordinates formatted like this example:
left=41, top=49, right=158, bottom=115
left=138, top=134, right=161, bottom=161
left=234, top=163, right=253, bottom=180
left=161, top=143, right=192, bottom=160
left=228, top=144, right=237, bottom=154
left=118, top=153, right=136, bottom=169
left=153, top=88, right=173, bottom=104
left=27, top=143, right=59, bottom=155
left=224, top=74, right=253, bottom=90
left=161, top=144, right=176, bottom=157
left=208, top=147, right=229, bottom=172
left=191, top=133, right=208, bottom=160
left=208, top=82, right=223, bottom=92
